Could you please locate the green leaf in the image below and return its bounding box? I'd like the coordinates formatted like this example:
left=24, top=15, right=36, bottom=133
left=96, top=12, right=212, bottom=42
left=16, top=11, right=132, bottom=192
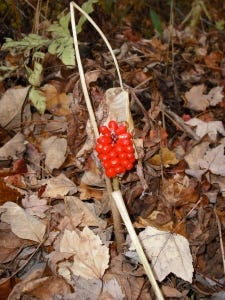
left=59, top=44, right=76, bottom=67
left=29, top=87, right=46, bottom=114
left=150, top=9, right=163, bottom=36
left=48, top=39, right=65, bottom=56
left=215, top=19, right=225, bottom=31
left=2, top=35, right=49, bottom=52
left=59, top=13, right=71, bottom=31
left=47, top=13, right=71, bottom=37
left=26, top=62, right=43, bottom=87
left=77, top=0, right=99, bottom=34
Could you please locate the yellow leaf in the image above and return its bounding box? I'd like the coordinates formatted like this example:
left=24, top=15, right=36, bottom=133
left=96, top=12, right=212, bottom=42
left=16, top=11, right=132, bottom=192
left=149, top=147, right=179, bottom=167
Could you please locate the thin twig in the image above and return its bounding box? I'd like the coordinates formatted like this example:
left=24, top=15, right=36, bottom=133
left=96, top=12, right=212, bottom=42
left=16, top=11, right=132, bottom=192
left=162, top=105, right=200, bottom=140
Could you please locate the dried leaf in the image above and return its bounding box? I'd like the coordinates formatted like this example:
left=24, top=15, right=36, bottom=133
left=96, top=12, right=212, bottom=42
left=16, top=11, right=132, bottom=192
left=148, top=147, right=179, bottom=167
left=42, top=84, right=71, bottom=116
left=59, top=227, right=109, bottom=280
left=0, top=86, right=30, bottom=130
left=64, top=196, right=107, bottom=228
left=130, top=226, right=194, bottom=282
left=41, top=173, right=77, bottom=198
left=199, top=144, right=225, bottom=176
left=0, top=202, right=46, bottom=242
left=186, top=118, right=225, bottom=141
left=0, top=133, right=26, bottom=159
left=41, top=136, right=67, bottom=172
left=0, top=224, right=27, bottom=263
left=185, top=85, right=224, bottom=111
left=20, top=276, right=72, bottom=300
left=0, top=179, right=22, bottom=205
left=22, top=194, right=49, bottom=218
left=185, top=84, right=208, bottom=111
left=207, top=86, right=224, bottom=106
left=105, top=87, right=133, bottom=130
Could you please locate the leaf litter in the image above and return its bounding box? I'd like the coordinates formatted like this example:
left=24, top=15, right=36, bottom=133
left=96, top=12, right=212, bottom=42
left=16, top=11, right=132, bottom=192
left=0, top=2, right=225, bottom=299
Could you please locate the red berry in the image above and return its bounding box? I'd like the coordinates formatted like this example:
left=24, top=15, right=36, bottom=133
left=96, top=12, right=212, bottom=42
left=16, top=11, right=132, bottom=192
left=117, top=138, right=132, bottom=146
left=98, top=153, right=109, bottom=162
left=126, top=162, right=134, bottom=170
left=114, top=144, right=123, bottom=153
left=102, top=161, right=111, bottom=169
left=101, top=145, right=112, bottom=153
left=115, top=165, right=125, bottom=174
left=116, top=124, right=127, bottom=135
left=108, top=120, right=118, bottom=131
left=124, top=145, right=134, bottom=153
left=110, top=158, right=120, bottom=167
left=119, top=152, right=127, bottom=159
left=99, top=125, right=110, bottom=135
left=118, top=132, right=132, bottom=139
left=97, top=136, right=111, bottom=145
left=108, top=149, right=118, bottom=158
left=95, top=143, right=104, bottom=153
left=105, top=167, right=117, bottom=178
left=126, top=153, right=135, bottom=161
left=121, top=159, right=130, bottom=167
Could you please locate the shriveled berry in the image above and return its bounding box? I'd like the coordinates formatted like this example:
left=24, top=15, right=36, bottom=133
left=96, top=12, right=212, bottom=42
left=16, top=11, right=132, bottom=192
left=108, top=120, right=118, bottom=131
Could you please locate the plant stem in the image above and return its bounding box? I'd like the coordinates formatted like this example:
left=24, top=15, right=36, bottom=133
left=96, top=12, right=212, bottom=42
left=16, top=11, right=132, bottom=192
left=106, top=177, right=125, bottom=253
left=112, top=190, right=165, bottom=300
left=70, top=1, right=124, bottom=253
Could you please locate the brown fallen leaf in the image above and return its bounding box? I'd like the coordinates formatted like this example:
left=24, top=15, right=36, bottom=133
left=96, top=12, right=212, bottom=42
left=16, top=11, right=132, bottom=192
left=0, top=133, right=26, bottom=160
left=0, top=201, right=46, bottom=242
left=22, top=276, right=72, bottom=300
left=0, top=179, right=22, bottom=205
left=41, top=84, right=72, bottom=116
left=41, top=173, right=77, bottom=198
left=148, top=146, right=179, bottom=167
left=59, top=227, right=109, bottom=280
left=22, top=194, right=49, bottom=218
left=0, top=223, right=28, bottom=263
left=0, top=86, right=31, bottom=130
left=64, top=196, right=107, bottom=228
left=41, top=136, right=67, bottom=172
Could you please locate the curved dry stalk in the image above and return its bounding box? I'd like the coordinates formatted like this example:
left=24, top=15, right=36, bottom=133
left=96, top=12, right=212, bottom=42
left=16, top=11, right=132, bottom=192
left=112, top=190, right=165, bottom=300
left=70, top=2, right=123, bottom=90
left=69, top=3, right=164, bottom=298
left=70, top=1, right=124, bottom=253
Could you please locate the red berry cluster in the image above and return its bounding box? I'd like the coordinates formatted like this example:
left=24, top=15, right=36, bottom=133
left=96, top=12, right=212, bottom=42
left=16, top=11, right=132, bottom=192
left=95, top=121, right=135, bottom=178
